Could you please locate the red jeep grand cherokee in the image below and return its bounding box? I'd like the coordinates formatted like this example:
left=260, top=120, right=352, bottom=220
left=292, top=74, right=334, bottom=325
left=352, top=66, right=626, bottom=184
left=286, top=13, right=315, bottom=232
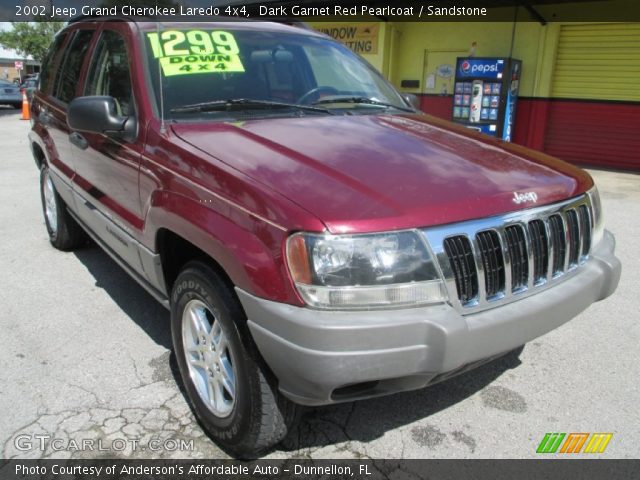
left=29, top=19, right=621, bottom=455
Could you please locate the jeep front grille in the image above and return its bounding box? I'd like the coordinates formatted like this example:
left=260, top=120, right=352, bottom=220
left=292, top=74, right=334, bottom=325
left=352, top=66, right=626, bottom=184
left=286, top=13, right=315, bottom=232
left=549, top=214, right=566, bottom=275
left=443, top=236, right=478, bottom=303
left=476, top=230, right=505, bottom=298
left=566, top=209, right=581, bottom=266
left=578, top=204, right=592, bottom=257
left=528, top=219, right=548, bottom=283
left=424, top=194, right=594, bottom=313
left=504, top=224, right=529, bottom=291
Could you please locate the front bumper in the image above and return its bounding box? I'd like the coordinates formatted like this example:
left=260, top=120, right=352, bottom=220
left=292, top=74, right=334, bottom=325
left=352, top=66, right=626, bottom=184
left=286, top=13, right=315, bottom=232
left=237, top=230, right=621, bottom=406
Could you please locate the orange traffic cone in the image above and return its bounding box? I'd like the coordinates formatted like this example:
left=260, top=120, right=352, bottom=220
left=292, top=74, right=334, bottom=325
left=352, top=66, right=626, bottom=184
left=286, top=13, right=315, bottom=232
left=21, top=90, right=30, bottom=121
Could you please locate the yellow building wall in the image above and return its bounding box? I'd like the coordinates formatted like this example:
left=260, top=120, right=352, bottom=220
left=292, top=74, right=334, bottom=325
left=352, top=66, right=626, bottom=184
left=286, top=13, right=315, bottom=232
left=389, top=21, right=548, bottom=98
left=309, top=19, right=555, bottom=99
left=310, top=0, right=638, bottom=102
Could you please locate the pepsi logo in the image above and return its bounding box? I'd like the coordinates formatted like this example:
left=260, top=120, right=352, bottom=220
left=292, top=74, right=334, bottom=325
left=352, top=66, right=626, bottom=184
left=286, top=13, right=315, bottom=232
left=461, top=61, right=471, bottom=73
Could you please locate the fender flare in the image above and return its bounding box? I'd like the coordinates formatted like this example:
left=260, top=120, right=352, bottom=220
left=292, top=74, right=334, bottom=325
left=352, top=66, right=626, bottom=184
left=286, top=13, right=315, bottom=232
left=144, top=189, right=299, bottom=304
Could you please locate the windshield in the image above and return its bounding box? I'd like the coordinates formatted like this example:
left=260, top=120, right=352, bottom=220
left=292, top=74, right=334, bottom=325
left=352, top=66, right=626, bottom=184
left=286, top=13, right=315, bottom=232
left=142, top=25, right=408, bottom=119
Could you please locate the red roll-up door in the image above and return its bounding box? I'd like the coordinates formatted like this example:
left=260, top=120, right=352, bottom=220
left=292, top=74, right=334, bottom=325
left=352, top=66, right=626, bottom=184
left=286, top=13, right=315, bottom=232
left=544, top=23, right=640, bottom=170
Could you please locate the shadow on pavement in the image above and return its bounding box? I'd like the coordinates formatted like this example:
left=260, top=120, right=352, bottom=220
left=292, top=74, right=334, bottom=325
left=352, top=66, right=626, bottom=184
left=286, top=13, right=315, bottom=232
left=73, top=240, right=524, bottom=456
left=73, top=242, right=172, bottom=350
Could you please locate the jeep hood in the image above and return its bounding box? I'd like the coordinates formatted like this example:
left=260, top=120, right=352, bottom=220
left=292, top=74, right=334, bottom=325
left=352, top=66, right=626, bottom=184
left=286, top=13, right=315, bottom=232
left=172, top=114, right=592, bottom=233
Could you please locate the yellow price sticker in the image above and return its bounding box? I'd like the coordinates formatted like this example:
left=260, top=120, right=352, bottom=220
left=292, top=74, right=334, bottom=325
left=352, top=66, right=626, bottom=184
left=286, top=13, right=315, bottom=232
left=160, top=54, right=245, bottom=76
left=147, top=30, right=245, bottom=76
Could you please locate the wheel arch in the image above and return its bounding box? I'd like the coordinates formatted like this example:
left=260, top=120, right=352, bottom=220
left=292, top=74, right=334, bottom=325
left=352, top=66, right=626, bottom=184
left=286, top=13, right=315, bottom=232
left=30, top=139, right=47, bottom=170
left=145, top=191, right=301, bottom=306
left=156, top=228, right=236, bottom=297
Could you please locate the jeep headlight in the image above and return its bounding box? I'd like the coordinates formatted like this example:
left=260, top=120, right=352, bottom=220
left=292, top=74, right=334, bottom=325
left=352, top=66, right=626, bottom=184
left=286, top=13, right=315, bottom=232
left=587, top=186, right=604, bottom=248
left=286, top=231, right=447, bottom=309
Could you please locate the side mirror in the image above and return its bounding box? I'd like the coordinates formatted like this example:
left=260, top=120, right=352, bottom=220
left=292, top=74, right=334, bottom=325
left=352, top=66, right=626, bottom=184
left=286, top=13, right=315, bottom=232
left=401, top=93, right=420, bottom=111
left=67, top=96, right=135, bottom=140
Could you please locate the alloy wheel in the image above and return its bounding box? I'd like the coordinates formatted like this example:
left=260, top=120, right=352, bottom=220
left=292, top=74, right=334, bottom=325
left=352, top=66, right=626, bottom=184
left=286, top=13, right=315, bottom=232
left=181, top=299, right=237, bottom=417
left=43, top=170, right=58, bottom=234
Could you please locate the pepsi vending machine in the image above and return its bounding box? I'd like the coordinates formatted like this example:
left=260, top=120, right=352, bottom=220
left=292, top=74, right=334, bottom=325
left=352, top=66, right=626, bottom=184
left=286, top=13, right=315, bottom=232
left=452, top=57, right=521, bottom=141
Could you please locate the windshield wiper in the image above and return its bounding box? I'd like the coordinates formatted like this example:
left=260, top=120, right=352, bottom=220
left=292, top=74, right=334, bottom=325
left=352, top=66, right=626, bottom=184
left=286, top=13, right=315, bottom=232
left=170, top=98, right=334, bottom=115
left=312, top=96, right=414, bottom=112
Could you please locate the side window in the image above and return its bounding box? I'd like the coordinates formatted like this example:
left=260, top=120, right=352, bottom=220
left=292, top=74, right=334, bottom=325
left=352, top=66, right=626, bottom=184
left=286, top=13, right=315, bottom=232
left=39, top=32, right=68, bottom=94
left=85, top=30, right=133, bottom=116
left=55, top=30, right=95, bottom=103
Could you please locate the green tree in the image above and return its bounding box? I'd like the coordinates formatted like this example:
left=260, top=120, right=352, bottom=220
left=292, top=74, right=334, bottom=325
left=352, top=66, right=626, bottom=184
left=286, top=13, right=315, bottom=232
left=0, top=22, right=65, bottom=63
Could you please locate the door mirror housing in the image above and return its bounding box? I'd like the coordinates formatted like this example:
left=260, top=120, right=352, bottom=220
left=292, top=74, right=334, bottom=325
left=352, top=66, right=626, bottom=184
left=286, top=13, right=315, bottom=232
left=401, top=93, right=420, bottom=110
left=67, top=96, right=136, bottom=141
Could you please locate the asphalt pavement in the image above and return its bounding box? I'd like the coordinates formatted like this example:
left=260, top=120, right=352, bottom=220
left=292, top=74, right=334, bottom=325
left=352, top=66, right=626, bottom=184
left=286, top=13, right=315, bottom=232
left=0, top=106, right=638, bottom=459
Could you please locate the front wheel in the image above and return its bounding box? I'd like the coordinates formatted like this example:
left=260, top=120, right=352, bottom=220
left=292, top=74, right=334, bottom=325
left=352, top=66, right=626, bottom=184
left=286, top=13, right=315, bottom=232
left=171, top=261, right=297, bottom=457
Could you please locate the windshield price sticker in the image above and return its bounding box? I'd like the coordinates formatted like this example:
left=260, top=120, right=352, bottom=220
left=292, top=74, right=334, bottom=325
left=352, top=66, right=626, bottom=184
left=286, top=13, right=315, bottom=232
left=159, top=54, right=244, bottom=76
left=147, top=30, right=245, bottom=76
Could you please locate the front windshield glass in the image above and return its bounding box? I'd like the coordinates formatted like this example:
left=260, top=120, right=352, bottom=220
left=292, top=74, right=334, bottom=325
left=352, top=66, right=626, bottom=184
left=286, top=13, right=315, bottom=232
left=142, top=25, right=408, bottom=119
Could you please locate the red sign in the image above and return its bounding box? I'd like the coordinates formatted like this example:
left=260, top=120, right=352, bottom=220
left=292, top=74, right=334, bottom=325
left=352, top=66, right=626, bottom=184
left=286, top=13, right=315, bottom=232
left=14, top=61, right=23, bottom=70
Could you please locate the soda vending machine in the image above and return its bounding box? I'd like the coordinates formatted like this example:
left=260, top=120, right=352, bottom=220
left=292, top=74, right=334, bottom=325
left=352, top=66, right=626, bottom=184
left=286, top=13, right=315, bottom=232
left=452, top=57, right=521, bottom=141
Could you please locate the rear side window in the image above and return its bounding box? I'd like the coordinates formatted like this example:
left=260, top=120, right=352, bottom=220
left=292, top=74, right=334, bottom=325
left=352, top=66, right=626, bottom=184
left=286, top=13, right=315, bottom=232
left=39, top=32, right=69, bottom=94
left=55, top=29, right=95, bottom=103
left=85, top=30, right=133, bottom=116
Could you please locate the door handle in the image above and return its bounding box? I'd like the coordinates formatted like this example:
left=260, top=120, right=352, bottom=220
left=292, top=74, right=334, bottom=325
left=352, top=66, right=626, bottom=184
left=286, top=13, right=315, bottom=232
left=69, top=131, right=89, bottom=150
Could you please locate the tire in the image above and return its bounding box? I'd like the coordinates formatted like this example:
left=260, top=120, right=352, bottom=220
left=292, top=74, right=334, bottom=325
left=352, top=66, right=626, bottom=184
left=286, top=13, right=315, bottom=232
left=40, top=165, right=86, bottom=250
left=12, top=103, right=22, bottom=110
left=171, top=261, right=297, bottom=457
